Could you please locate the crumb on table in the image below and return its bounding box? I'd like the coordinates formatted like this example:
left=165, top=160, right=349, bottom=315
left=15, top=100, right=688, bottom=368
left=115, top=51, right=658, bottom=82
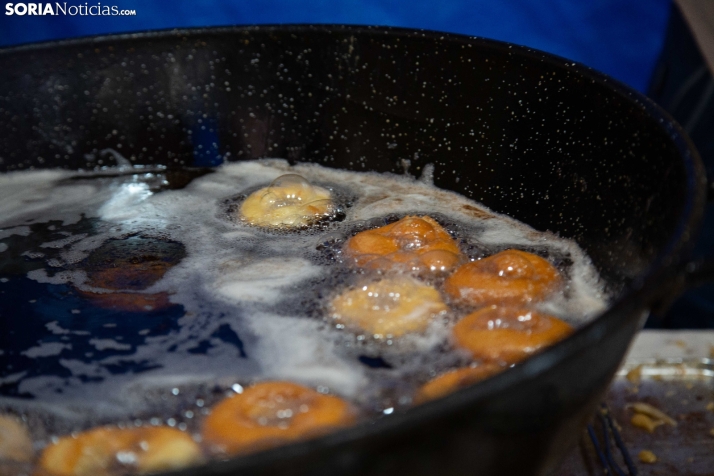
left=638, top=450, right=657, bottom=464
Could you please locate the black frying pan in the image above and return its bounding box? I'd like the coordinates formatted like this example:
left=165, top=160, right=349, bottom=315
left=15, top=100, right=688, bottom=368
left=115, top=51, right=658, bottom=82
left=0, top=25, right=712, bottom=476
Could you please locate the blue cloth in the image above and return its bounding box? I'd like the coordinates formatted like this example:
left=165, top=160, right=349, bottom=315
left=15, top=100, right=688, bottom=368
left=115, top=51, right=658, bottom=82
left=0, top=0, right=670, bottom=92
left=647, top=5, right=714, bottom=329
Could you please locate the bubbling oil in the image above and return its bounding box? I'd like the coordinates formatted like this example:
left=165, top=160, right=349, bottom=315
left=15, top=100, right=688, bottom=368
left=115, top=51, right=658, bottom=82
left=0, top=159, right=609, bottom=472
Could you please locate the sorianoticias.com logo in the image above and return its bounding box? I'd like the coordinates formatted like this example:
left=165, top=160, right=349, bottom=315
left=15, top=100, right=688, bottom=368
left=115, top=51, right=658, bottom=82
left=5, top=2, right=136, bottom=15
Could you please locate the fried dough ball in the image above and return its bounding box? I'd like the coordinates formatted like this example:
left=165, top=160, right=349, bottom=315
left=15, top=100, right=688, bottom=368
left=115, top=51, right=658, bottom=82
left=415, top=363, right=504, bottom=403
left=452, top=305, right=573, bottom=364
left=328, top=277, right=448, bottom=337
left=37, top=426, right=203, bottom=476
left=239, top=174, right=334, bottom=227
left=79, top=292, right=172, bottom=313
left=0, top=415, right=33, bottom=463
left=202, top=381, right=355, bottom=455
left=78, top=237, right=185, bottom=312
left=343, top=216, right=462, bottom=274
left=444, top=249, right=561, bottom=306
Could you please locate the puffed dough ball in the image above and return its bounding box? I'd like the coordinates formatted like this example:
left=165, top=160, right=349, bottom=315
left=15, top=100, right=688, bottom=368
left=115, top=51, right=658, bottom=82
left=202, top=381, right=355, bottom=455
left=415, top=363, right=504, bottom=403
left=329, top=276, right=448, bottom=337
left=0, top=415, right=33, bottom=463
left=452, top=305, right=573, bottom=364
left=239, top=174, right=334, bottom=227
left=444, top=249, right=561, bottom=306
left=343, top=216, right=462, bottom=274
left=37, top=426, right=203, bottom=476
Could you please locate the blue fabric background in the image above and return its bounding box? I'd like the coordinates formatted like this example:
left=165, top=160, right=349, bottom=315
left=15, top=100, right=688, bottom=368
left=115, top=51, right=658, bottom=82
left=0, top=0, right=671, bottom=92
